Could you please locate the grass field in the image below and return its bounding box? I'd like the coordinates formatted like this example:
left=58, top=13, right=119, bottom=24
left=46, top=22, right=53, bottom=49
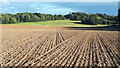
left=3, top=20, right=109, bottom=27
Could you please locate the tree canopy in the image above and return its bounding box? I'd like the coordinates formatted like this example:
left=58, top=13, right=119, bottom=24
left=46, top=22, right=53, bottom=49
left=118, top=9, right=120, bottom=23
left=1, top=12, right=118, bottom=25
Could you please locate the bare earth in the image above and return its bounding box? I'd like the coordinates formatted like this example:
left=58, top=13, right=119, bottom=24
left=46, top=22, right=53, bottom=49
left=1, top=25, right=119, bottom=67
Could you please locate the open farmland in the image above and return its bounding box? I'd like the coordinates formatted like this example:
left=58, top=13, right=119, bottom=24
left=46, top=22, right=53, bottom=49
left=3, top=20, right=108, bottom=27
left=0, top=25, right=119, bottom=67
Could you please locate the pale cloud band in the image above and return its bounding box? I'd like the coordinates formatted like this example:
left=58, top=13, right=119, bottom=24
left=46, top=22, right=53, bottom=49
left=0, top=0, right=119, bottom=2
left=0, top=1, right=118, bottom=15
left=0, top=2, right=78, bottom=15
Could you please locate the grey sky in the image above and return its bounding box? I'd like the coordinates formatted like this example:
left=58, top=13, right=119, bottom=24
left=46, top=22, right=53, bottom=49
left=0, top=0, right=119, bottom=2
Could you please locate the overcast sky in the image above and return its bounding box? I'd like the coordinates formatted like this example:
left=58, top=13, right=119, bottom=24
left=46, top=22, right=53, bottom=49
left=1, top=2, right=118, bottom=15
left=0, top=0, right=119, bottom=2
left=0, top=0, right=119, bottom=15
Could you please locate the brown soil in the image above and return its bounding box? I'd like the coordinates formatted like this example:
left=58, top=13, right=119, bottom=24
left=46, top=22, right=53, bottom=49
left=1, top=25, right=119, bottom=67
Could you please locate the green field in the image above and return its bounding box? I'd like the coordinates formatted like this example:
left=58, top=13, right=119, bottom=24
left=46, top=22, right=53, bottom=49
left=3, top=20, right=109, bottom=27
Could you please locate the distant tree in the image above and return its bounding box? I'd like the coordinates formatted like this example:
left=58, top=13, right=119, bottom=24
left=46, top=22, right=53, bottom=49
left=118, top=9, right=120, bottom=23
left=29, top=14, right=40, bottom=22
left=45, top=15, right=52, bottom=20
left=9, top=17, right=17, bottom=24
left=24, top=15, right=31, bottom=22
left=1, top=12, right=118, bottom=25
left=54, top=15, right=60, bottom=20
left=34, top=13, right=46, bottom=21
left=2, top=15, right=10, bottom=24
left=58, top=15, right=66, bottom=20
left=94, top=17, right=102, bottom=24
left=64, top=14, right=72, bottom=19
left=73, top=15, right=79, bottom=20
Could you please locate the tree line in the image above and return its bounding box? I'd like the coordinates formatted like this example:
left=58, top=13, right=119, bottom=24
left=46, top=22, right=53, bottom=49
left=0, top=12, right=118, bottom=25
left=0, top=13, right=66, bottom=24
left=118, top=9, right=120, bottom=24
left=65, top=12, right=117, bottom=25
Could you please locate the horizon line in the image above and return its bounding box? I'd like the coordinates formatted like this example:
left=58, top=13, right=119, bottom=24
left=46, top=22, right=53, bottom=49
left=1, top=12, right=117, bottom=16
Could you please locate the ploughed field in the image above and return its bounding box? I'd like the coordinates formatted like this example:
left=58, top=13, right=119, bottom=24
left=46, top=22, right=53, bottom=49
left=1, top=25, right=119, bottom=66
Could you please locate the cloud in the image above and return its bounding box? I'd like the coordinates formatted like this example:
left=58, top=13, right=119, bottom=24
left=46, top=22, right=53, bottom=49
left=1, top=2, right=78, bottom=14
left=1, top=2, right=117, bottom=15
left=30, top=3, right=77, bottom=14
left=0, top=0, right=119, bottom=2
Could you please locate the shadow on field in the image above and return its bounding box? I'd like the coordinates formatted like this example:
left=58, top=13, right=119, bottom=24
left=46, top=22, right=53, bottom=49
left=65, top=26, right=120, bottom=31
left=72, top=22, right=81, bottom=24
